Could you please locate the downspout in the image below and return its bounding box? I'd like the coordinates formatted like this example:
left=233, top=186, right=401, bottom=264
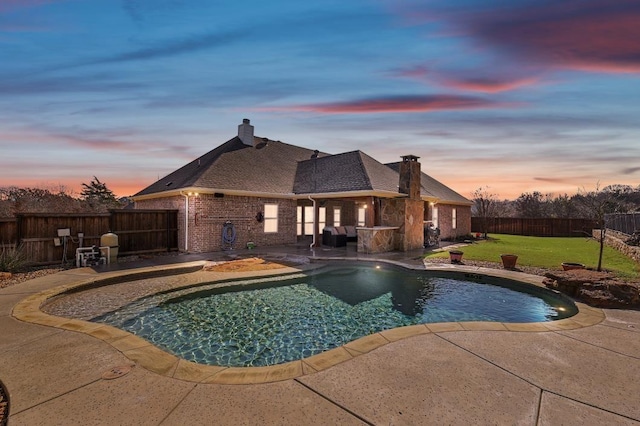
left=181, top=192, right=189, bottom=252
left=308, top=195, right=316, bottom=250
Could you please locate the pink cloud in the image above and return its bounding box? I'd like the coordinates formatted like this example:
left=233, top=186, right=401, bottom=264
left=396, top=68, right=540, bottom=93
left=437, top=76, right=539, bottom=93
left=402, top=1, right=640, bottom=74
left=264, top=95, right=503, bottom=114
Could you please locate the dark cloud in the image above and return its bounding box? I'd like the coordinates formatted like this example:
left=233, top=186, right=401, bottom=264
left=265, top=94, right=503, bottom=114
left=621, top=167, right=640, bottom=175
left=534, top=176, right=593, bottom=184
left=402, top=0, right=640, bottom=73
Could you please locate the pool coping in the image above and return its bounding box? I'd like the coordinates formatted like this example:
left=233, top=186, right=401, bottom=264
left=10, top=259, right=605, bottom=385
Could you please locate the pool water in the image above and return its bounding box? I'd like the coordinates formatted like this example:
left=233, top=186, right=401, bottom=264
left=93, top=262, right=577, bottom=367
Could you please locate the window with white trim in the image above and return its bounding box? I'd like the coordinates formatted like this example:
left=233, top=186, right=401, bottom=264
left=333, top=207, right=341, bottom=227
left=432, top=206, right=438, bottom=228
left=452, top=208, right=457, bottom=229
left=264, top=204, right=278, bottom=233
left=318, top=207, right=326, bottom=232
left=304, top=206, right=314, bottom=235
left=357, top=207, right=366, bottom=227
left=296, top=206, right=302, bottom=236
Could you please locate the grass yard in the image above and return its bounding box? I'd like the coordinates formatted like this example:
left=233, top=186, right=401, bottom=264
left=426, top=234, right=640, bottom=279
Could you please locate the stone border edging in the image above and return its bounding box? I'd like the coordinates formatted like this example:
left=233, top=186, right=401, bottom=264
left=11, top=260, right=605, bottom=385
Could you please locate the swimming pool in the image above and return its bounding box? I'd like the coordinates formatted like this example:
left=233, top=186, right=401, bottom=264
left=93, top=261, right=577, bottom=367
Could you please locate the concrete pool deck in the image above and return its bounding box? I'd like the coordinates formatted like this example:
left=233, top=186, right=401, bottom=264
left=1, top=247, right=640, bottom=424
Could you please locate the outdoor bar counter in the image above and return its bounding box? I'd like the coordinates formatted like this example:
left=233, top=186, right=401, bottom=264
left=356, top=226, right=399, bottom=254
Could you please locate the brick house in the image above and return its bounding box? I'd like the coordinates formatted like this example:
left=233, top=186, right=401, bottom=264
left=132, top=119, right=472, bottom=253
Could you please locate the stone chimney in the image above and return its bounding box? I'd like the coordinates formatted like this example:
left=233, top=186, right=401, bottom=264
left=399, top=155, right=421, bottom=200
left=238, top=118, right=254, bottom=146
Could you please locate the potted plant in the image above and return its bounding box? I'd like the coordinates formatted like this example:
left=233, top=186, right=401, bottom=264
left=500, top=254, right=518, bottom=269
left=449, top=250, right=464, bottom=264
left=561, top=262, right=585, bottom=271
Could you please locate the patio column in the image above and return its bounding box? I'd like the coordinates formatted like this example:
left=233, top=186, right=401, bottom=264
left=366, top=196, right=375, bottom=227
left=313, top=199, right=320, bottom=247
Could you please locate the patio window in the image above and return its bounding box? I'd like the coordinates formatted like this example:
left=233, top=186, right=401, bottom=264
left=264, top=204, right=278, bottom=233
left=298, top=205, right=326, bottom=236
left=304, top=206, right=314, bottom=235
left=333, top=207, right=341, bottom=227
left=452, top=208, right=457, bottom=229
left=318, top=207, right=326, bottom=232
left=357, top=207, right=366, bottom=227
left=296, top=206, right=302, bottom=236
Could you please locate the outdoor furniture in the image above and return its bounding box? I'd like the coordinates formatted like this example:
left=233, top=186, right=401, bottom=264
left=322, top=227, right=347, bottom=247
left=343, top=226, right=357, bottom=242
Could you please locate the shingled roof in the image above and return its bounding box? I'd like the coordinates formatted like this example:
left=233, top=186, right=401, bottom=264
left=293, top=151, right=399, bottom=195
left=133, top=120, right=471, bottom=205
left=134, top=136, right=328, bottom=197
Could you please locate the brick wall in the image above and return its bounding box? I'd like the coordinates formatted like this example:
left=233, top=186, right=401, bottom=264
left=437, top=204, right=472, bottom=240
left=136, top=194, right=296, bottom=252
left=192, top=194, right=296, bottom=252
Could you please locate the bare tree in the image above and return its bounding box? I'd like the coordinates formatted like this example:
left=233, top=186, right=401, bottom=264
left=576, top=184, right=627, bottom=271
left=0, top=186, right=87, bottom=216
left=471, top=186, right=499, bottom=238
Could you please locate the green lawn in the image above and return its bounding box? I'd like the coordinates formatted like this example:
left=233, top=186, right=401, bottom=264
left=425, top=234, right=640, bottom=278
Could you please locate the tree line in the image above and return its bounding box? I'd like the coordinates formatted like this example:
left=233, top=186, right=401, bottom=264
left=472, top=184, right=640, bottom=271
left=472, top=184, right=640, bottom=219
left=0, top=177, right=127, bottom=218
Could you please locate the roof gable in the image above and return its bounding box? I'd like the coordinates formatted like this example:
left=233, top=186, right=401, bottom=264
left=293, top=151, right=400, bottom=195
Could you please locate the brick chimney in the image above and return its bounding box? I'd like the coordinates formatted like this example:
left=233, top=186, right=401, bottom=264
left=399, top=155, right=421, bottom=200
left=238, top=118, right=254, bottom=146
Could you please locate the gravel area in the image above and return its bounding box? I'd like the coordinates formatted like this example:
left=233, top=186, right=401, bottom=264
left=0, top=267, right=65, bottom=289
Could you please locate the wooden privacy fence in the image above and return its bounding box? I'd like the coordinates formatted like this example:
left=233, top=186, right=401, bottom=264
left=606, top=213, right=640, bottom=236
left=471, top=217, right=598, bottom=237
left=0, top=210, right=178, bottom=265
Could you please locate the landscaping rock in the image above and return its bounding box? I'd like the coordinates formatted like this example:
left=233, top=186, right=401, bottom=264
left=543, top=269, right=640, bottom=309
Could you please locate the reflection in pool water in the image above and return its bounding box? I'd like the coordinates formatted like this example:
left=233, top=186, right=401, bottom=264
left=93, top=262, right=577, bottom=367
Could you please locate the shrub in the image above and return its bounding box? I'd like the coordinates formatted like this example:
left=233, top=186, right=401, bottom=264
left=0, top=244, right=27, bottom=273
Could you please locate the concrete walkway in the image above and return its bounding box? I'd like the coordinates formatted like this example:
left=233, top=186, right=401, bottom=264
left=1, top=249, right=639, bottom=425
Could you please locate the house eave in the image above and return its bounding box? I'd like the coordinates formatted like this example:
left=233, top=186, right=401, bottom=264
left=293, top=190, right=403, bottom=199
left=131, top=188, right=299, bottom=201
left=132, top=188, right=472, bottom=206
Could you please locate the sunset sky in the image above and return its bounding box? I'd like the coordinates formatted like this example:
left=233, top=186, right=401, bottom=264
left=1, top=0, right=639, bottom=200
